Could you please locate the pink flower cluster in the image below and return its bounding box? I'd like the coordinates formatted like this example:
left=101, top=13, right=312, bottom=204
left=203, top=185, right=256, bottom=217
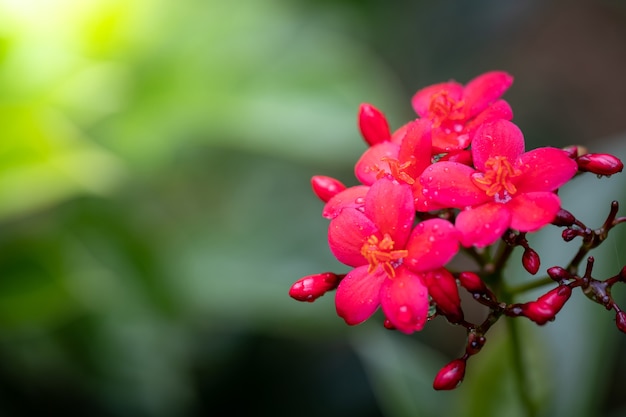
left=289, top=71, right=623, bottom=335
left=289, top=71, right=626, bottom=392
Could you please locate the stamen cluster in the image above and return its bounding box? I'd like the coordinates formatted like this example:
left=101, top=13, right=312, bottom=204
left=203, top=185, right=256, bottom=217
left=289, top=71, right=625, bottom=390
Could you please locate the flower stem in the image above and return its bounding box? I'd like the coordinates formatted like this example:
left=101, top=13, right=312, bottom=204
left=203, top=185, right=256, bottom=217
left=507, top=318, right=538, bottom=417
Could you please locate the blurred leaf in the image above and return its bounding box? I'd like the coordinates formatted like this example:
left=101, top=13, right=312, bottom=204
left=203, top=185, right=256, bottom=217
left=351, top=326, right=451, bottom=417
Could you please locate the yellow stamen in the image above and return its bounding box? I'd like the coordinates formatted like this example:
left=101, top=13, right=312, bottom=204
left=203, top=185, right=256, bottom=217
left=361, top=233, right=408, bottom=277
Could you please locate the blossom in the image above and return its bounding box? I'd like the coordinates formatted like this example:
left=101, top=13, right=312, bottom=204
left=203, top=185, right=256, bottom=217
left=327, top=178, right=459, bottom=333
left=354, top=119, right=444, bottom=212
left=412, top=71, right=514, bottom=152
left=420, top=119, right=578, bottom=247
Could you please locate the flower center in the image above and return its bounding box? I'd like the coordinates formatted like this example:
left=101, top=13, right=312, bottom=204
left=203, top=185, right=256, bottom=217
left=428, top=90, right=465, bottom=128
left=377, top=157, right=416, bottom=185
left=361, top=233, right=408, bottom=277
left=471, top=156, right=522, bottom=203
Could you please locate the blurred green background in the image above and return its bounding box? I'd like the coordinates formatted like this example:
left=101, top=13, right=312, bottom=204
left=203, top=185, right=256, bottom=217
left=0, top=0, right=625, bottom=416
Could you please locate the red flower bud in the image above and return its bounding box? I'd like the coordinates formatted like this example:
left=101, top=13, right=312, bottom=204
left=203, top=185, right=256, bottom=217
left=522, top=248, right=540, bottom=275
left=562, top=228, right=578, bottom=242
left=458, top=271, right=488, bottom=294
left=310, top=176, right=347, bottom=203
left=424, top=269, right=463, bottom=323
left=547, top=266, right=570, bottom=281
left=358, top=103, right=391, bottom=146
left=433, top=359, right=466, bottom=390
left=289, top=272, right=341, bottom=302
left=616, top=310, right=626, bottom=334
left=552, top=209, right=576, bottom=227
left=466, top=332, right=486, bottom=356
left=522, top=285, right=572, bottom=325
left=576, top=153, right=624, bottom=176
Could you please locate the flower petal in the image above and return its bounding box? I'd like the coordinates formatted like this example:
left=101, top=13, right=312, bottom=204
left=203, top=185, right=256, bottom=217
left=328, top=207, right=376, bottom=266
left=515, top=147, right=578, bottom=193
left=335, top=265, right=385, bottom=325
left=404, top=218, right=459, bottom=272
left=462, top=71, right=513, bottom=118
left=420, top=162, right=489, bottom=208
left=380, top=266, right=429, bottom=334
left=463, top=99, right=513, bottom=136
left=455, top=202, right=511, bottom=247
left=355, top=141, right=400, bottom=185
left=472, top=120, right=525, bottom=172
left=431, top=128, right=472, bottom=153
left=364, top=178, right=415, bottom=246
left=397, top=119, right=432, bottom=179
left=323, top=185, right=369, bottom=219
left=411, top=81, right=463, bottom=118
left=508, top=192, right=561, bottom=232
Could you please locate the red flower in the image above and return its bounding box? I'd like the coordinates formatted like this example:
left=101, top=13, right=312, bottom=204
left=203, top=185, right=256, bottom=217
left=412, top=71, right=513, bottom=153
left=420, top=119, right=578, bottom=247
left=327, top=178, right=459, bottom=333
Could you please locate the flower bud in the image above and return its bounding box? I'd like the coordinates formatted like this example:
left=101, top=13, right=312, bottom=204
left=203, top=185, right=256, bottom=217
left=433, top=359, right=466, bottom=390
left=522, top=285, right=572, bottom=325
left=311, top=176, right=347, bottom=203
left=289, top=272, right=341, bottom=302
left=616, top=310, right=626, bottom=334
left=552, top=209, right=576, bottom=227
left=562, top=228, right=578, bottom=242
left=576, top=153, right=624, bottom=176
left=458, top=271, right=488, bottom=294
left=465, top=332, right=486, bottom=356
left=547, top=266, right=570, bottom=282
left=424, top=269, right=463, bottom=323
left=358, top=103, right=391, bottom=146
left=522, top=248, right=540, bottom=275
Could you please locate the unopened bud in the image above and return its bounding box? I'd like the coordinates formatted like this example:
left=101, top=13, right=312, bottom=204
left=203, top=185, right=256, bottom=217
left=576, top=153, right=624, bottom=176
left=522, top=285, right=572, bottom=325
left=616, top=310, right=626, bottom=334
left=552, top=209, right=576, bottom=227
left=547, top=266, right=570, bottom=282
left=425, top=269, right=464, bottom=323
left=358, top=103, right=391, bottom=146
left=522, top=248, right=540, bottom=275
left=289, top=272, right=341, bottom=302
left=433, top=359, right=466, bottom=391
left=311, top=176, right=347, bottom=203
left=458, top=271, right=488, bottom=294
left=466, top=332, right=486, bottom=356
left=562, top=228, right=578, bottom=242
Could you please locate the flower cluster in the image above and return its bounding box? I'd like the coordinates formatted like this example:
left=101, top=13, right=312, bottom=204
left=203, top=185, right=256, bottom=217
left=289, top=71, right=625, bottom=390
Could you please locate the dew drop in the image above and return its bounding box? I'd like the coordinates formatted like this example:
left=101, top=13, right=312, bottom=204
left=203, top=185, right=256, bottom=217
left=443, top=167, right=449, bottom=173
